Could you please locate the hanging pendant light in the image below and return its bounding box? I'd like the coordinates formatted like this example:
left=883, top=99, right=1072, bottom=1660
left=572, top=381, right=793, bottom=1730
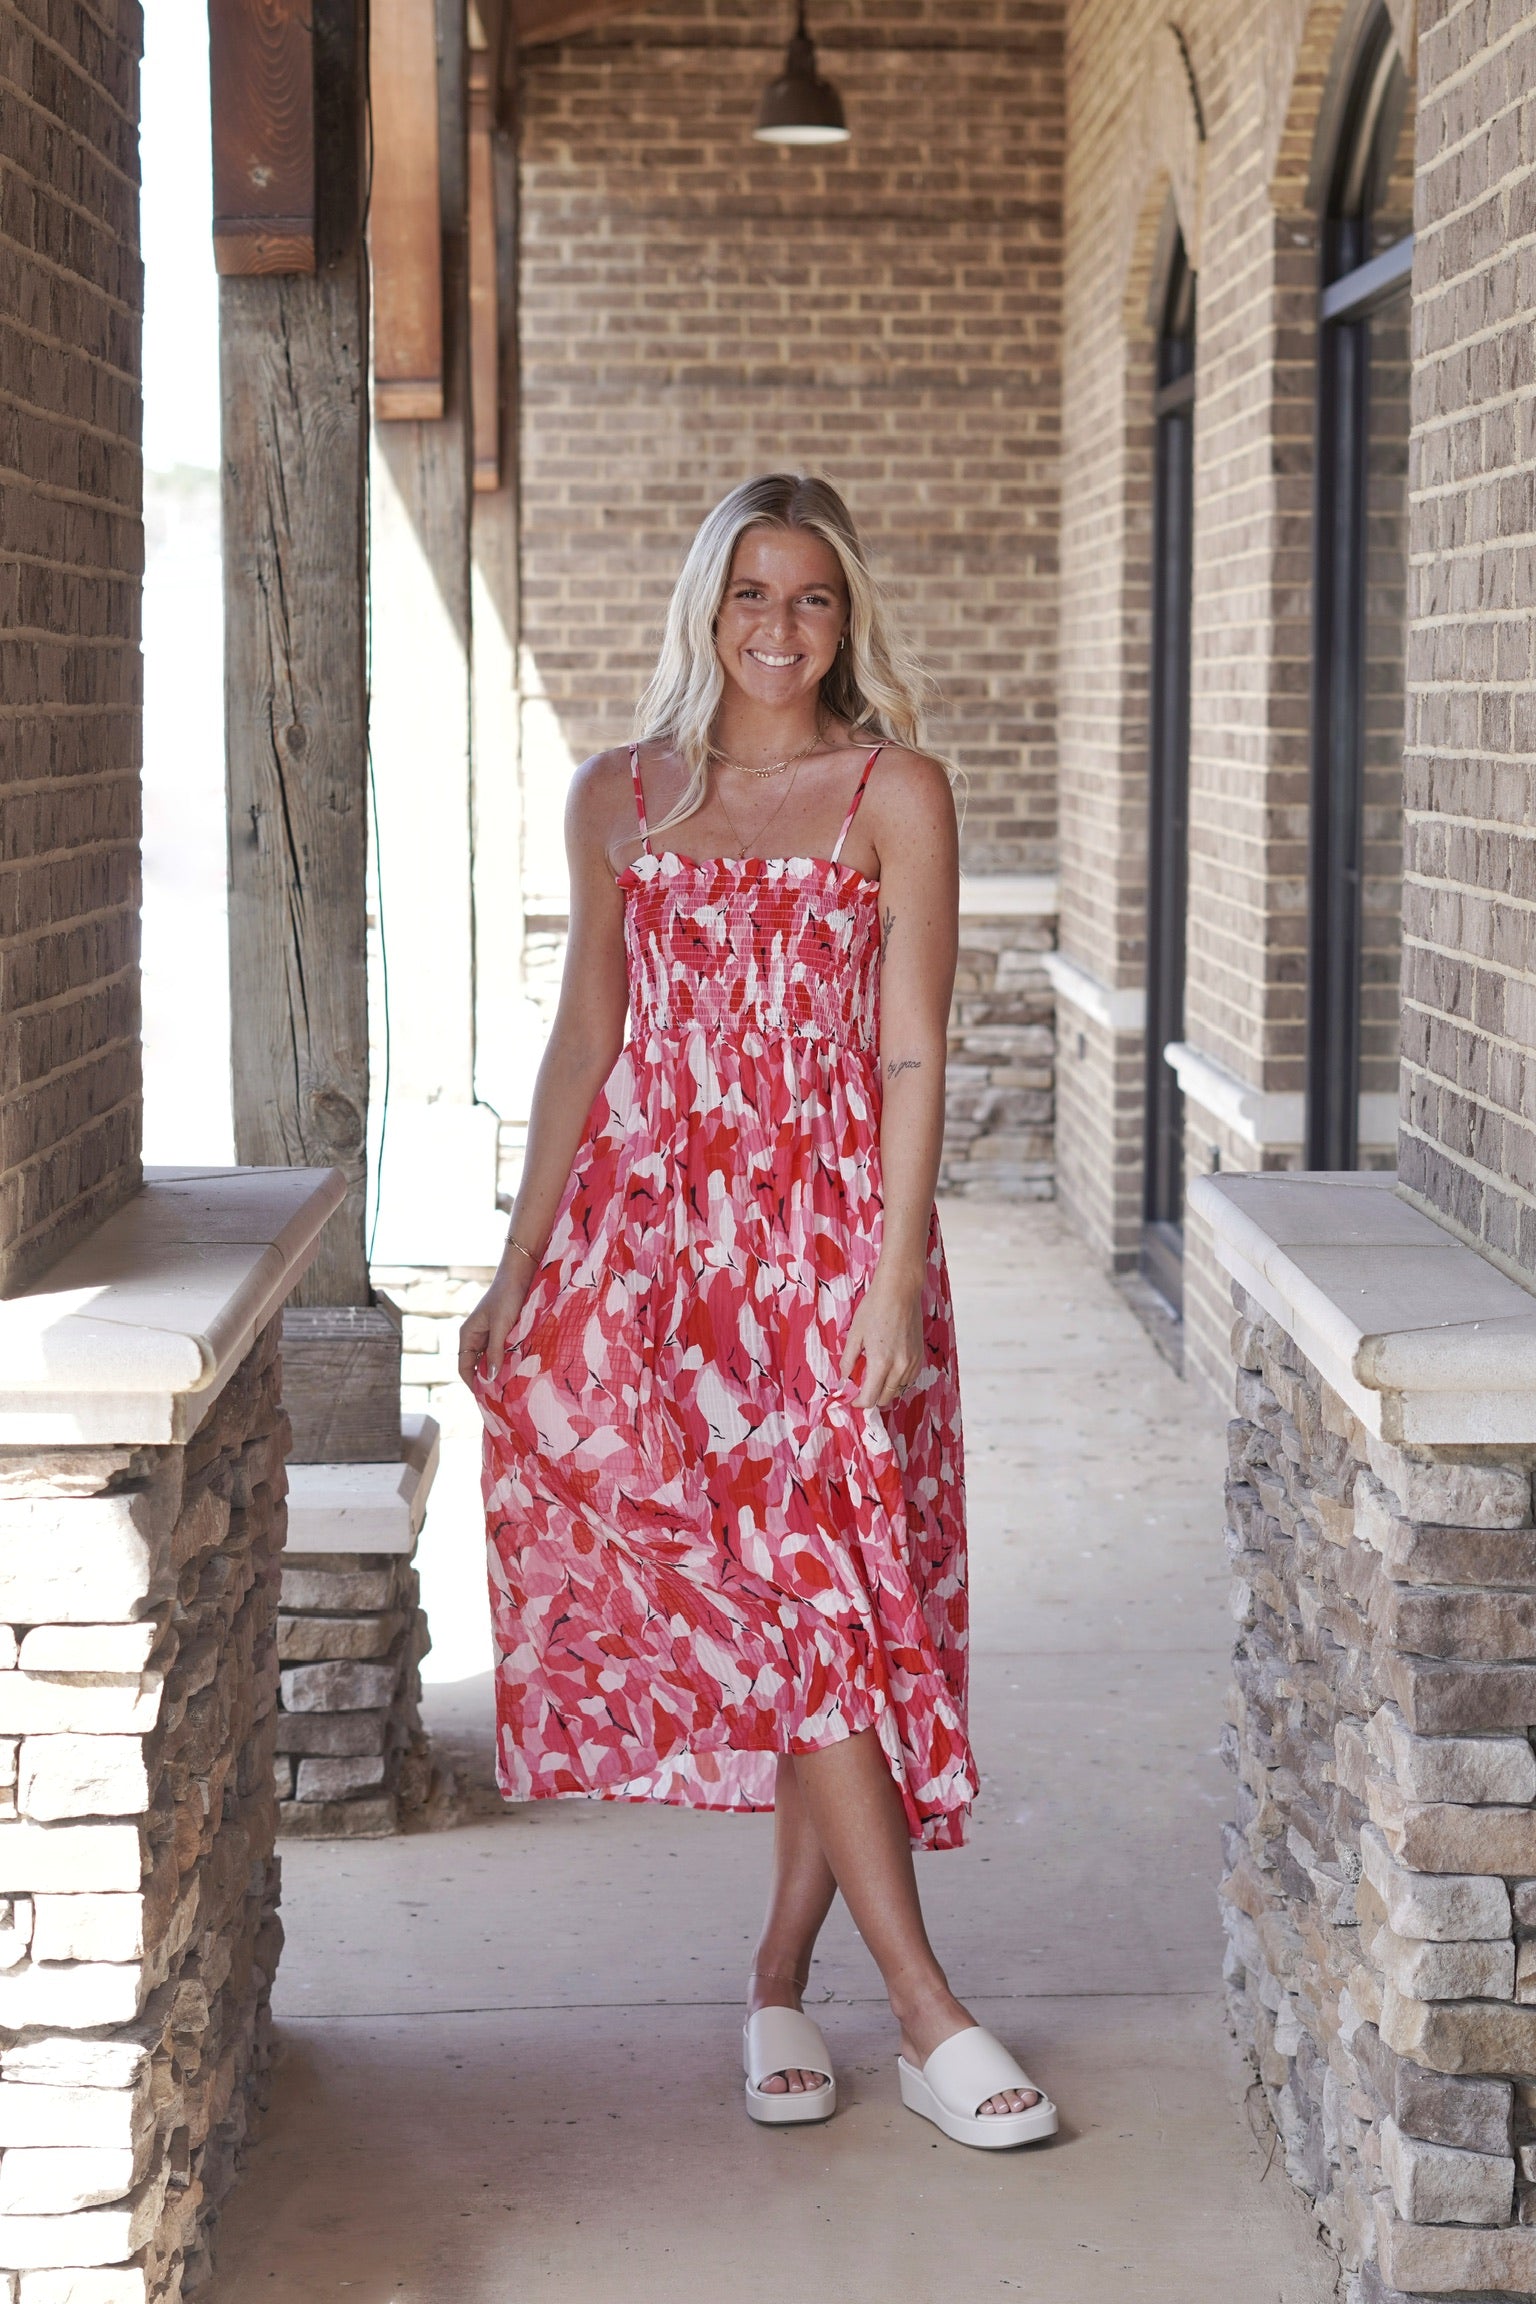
left=754, top=2, right=850, bottom=147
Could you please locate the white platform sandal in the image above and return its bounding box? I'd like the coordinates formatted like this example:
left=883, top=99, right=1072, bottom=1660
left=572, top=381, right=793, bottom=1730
left=898, top=2026, right=1058, bottom=2149
left=743, top=2007, right=837, bottom=2127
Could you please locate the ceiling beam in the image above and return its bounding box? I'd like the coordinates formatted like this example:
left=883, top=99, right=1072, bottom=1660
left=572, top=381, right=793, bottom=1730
left=510, top=0, right=653, bottom=48
left=370, top=0, right=444, bottom=419
left=208, top=0, right=315, bottom=276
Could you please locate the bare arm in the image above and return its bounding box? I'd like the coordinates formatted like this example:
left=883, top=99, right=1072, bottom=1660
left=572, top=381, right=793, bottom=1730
left=839, top=753, right=959, bottom=1410
left=458, top=759, right=631, bottom=1385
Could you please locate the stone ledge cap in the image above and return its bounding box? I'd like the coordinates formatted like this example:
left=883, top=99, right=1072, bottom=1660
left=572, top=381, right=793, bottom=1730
left=284, top=1415, right=441, bottom=1555
left=0, top=1166, right=346, bottom=1446
left=1191, top=1170, right=1536, bottom=1446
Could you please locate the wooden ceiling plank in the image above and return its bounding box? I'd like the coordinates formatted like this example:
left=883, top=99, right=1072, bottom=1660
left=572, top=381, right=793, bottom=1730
left=370, top=0, right=444, bottom=420
left=209, top=0, right=315, bottom=277
left=468, top=50, right=501, bottom=490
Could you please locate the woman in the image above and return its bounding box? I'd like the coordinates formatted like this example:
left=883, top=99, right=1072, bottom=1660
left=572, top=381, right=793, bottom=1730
left=460, top=474, right=1056, bottom=2151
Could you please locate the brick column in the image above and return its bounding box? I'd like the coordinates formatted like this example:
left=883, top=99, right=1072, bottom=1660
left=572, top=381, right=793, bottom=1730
left=0, top=0, right=144, bottom=1294
left=1399, top=0, right=1536, bottom=1279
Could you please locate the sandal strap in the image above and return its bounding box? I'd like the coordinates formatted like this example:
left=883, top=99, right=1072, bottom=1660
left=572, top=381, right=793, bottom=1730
left=745, top=2007, right=833, bottom=2090
left=922, top=2026, right=1037, bottom=2117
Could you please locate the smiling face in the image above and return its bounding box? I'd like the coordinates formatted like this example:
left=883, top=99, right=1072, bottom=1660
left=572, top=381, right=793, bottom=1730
left=713, top=524, right=849, bottom=715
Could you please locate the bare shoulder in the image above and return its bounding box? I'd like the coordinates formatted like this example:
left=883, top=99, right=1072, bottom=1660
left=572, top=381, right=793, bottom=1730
left=865, top=741, right=955, bottom=802
left=861, top=743, right=959, bottom=848
left=566, top=745, right=641, bottom=860
left=568, top=745, right=635, bottom=819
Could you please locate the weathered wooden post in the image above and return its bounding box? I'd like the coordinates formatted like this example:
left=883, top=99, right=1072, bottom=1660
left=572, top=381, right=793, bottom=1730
left=213, top=0, right=438, bottom=1836
left=215, top=0, right=374, bottom=1318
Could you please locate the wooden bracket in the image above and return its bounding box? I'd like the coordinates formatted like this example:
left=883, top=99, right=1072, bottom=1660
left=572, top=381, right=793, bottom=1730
left=370, top=0, right=445, bottom=421
left=210, top=0, right=316, bottom=276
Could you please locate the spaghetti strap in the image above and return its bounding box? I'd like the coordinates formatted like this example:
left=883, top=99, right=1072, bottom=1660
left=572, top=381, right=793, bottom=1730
left=830, top=744, right=884, bottom=865
left=629, top=743, right=652, bottom=854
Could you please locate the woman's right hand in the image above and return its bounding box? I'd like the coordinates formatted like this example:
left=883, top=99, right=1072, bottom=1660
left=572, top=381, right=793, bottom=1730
left=458, top=1261, right=534, bottom=1390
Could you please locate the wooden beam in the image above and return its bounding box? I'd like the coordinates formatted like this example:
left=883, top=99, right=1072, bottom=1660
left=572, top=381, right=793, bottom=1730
left=370, top=0, right=445, bottom=421
left=468, top=50, right=500, bottom=491
left=209, top=0, right=316, bottom=275
left=511, top=0, right=651, bottom=48
left=223, top=0, right=372, bottom=1307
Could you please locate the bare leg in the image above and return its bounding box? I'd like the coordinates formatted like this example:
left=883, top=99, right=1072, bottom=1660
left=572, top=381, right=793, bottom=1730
left=749, top=1755, right=839, bottom=2095
left=790, top=1724, right=1038, bottom=2116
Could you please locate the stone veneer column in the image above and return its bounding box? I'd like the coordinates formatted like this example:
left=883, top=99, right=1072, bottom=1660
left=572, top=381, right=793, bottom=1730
left=1197, top=1169, right=1536, bottom=2304
left=274, top=1420, right=440, bottom=1837
left=940, top=882, right=1059, bottom=1201
left=0, top=1169, right=342, bottom=2302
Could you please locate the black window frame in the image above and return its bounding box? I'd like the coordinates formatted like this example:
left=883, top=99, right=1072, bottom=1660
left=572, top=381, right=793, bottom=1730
left=1306, top=4, right=1414, bottom=1170
left=1141, top=233, right=1196, bottom=1315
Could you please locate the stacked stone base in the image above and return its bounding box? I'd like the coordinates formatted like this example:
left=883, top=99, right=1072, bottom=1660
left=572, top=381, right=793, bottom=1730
left=939, top=914, right=1055, bottom=1199
left=274, top=1555, right=431, bottom=1839
left=1222, top=1286, right=1536, bottom=2300
left=0, top=1319, right=288, bottom=2302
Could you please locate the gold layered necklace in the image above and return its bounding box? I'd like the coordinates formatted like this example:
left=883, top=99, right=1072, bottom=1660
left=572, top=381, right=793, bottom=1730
left=707, top=731, right=822, bottom=781
left=713, top=755, right=806, bottom=858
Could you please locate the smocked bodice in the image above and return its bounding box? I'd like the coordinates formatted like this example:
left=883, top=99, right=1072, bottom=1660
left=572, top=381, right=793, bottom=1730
left=619, top=850, right=881, bottom=1051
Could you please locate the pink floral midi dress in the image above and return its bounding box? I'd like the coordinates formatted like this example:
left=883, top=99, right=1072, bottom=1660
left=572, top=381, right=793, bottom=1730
left=474, top=745, right=976, bottom=1849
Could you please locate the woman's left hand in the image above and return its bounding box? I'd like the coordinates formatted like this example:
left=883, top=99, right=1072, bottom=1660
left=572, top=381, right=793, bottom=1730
left=840, top=1264, right=925, bottom=1410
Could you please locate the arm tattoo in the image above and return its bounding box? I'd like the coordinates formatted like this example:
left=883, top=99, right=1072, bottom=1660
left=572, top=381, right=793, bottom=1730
left=881, top=905, right=895, bottom=954
left=886, top=1057, right=923, bottom=1081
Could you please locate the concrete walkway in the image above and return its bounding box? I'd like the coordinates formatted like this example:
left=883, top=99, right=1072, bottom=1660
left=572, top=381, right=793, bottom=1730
left=213, top=1204, right=1337, bottom=2303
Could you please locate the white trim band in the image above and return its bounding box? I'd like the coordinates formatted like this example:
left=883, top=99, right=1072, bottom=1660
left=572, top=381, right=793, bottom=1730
left=1164, top=1043, right=1301, bottom=1149
left=0, top=1165, right=346, bottom=1445
left=1191, top=1168, right=1536, bottom=1446
left=958, top=873, right=1058, bottom=918
left=1165, top=1042, right=1397, bottom=1154
left=1043, top=951, right=1145, bottom=1034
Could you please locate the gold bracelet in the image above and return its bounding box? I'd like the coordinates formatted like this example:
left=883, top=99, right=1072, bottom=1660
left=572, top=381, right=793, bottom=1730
left=506, top=1234, right=539, bottom=1267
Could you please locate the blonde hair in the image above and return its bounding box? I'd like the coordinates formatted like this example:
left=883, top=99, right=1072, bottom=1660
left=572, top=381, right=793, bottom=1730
left=635, top=474, right=933, bottom=839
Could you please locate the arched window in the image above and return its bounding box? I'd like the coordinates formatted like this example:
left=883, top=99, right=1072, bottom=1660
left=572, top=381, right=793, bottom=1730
left=1307, top=4, right=1414, bottom=1168
left=1142, top=230, right=1196, bottom=1314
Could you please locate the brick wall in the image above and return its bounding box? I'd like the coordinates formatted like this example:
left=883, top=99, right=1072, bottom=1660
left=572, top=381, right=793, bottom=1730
left=517, top=0, right=1063, bottom=875
left=1052, top=0, right=1422, bottom=1392
left=0, top=0, right=145, bottom=1295
left=1398, top=0, right=1536, bottom=1280
left=1055, top=0, right=1330, bottom=1354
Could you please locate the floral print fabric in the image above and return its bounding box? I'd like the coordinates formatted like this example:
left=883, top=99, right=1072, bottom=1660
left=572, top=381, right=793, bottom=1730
left=474, top=841, right=976, bottom=1849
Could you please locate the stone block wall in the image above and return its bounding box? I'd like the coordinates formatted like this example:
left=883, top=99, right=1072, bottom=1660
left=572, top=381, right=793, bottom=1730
left=0, top=0, right=146, bottom=1293
left=274, top=1554, right=431, bottom=1840
left=939, top=913, right=1055, bottom=1199
left=0, top=1317, right=287, bottom=2301
left=517, top=0, right=1064, bottom=879
left=1221, top=1288, right=1536, bottom=2301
